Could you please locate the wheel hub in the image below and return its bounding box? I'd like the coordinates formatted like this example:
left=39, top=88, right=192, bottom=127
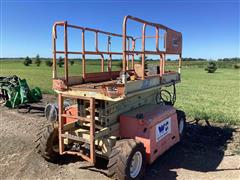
left=130, top=151, right=142, bottom=178
left=179, top=118, right=184, bottom=134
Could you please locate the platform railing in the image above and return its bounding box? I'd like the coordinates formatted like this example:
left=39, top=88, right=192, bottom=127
left=52, top=16, right=182, bottom=86
left=122, top=15, right=182, bottom=80
left=52, top=21, right=134, bottom=85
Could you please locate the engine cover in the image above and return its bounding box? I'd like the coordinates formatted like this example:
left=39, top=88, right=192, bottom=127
left=120, top=104, right=179, bottom=164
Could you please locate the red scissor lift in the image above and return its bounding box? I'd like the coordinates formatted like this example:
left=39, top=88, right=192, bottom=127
left=38, top=16, right=185, bottom=179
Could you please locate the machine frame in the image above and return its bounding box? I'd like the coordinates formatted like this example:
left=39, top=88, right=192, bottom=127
left=38, top=15, right=184, bottom=180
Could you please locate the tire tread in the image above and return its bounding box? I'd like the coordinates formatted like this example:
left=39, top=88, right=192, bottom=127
left=35, top=123, right=59, bottom=162
left=107, top=139, right=146, bottom=180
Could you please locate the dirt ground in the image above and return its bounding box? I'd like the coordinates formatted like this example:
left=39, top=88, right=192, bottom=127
left=0, top=94, right=240, bottom=180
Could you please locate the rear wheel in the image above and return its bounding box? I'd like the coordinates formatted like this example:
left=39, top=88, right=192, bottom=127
left=176, top=110, right=186, bottom=139
left=107, top=139, right=146, bottom=180
left=36, top=123, right=59, bottom=162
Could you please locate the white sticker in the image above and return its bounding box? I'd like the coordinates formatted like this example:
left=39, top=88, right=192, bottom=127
left=156, top=117, right=171, bottom=142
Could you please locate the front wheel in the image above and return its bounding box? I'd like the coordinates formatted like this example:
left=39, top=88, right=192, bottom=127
left=107, top=139, right=146, bottom=180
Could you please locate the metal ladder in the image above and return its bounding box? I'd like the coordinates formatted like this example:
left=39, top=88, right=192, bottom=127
left=58, top=93, right=96, bottom=164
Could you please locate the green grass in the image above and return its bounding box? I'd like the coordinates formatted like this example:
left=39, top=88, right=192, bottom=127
left=174, top=67, right=240, bottom=125
left=1, top=60, right=240, bottom=124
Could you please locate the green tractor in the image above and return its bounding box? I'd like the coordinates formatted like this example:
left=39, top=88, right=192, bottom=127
left=0, top=75, right=42, bottom=108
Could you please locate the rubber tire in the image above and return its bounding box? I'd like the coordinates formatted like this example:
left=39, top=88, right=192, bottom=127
left=107, top=139, right=146, bottom=180
left=36, top=123, right=59, bottom=162
left=176, top=110, right=186, bottom=140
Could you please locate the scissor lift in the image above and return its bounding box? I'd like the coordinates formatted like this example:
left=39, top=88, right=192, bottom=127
left=37, top=16, right=185, bottom=180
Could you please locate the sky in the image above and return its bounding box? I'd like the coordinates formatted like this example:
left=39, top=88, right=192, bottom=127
left=0, top=0, right=239, bottom=59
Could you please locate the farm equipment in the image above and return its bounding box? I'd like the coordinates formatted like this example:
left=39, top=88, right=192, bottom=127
left=0, top=75, right=42, bottom=108
left=37, top=16, right=185, bottom=179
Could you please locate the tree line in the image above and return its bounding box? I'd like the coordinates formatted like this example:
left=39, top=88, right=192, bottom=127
left=23, top=55, right=74, bottom=67
left=22, top=55, right=239, bottom=68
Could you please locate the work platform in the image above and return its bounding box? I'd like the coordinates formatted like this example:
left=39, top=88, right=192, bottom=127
left=54, top=70, right=180, bottom=101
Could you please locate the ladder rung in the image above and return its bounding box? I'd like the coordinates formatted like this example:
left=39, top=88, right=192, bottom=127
left=61, top=114, right=91, bottom=122
left=61, top=133, right=90, bottom=144
left=62, top=151, right=93, bottom=164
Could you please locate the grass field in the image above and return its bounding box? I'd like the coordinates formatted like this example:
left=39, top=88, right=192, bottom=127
left=1, top=60, right=240, bottom=124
